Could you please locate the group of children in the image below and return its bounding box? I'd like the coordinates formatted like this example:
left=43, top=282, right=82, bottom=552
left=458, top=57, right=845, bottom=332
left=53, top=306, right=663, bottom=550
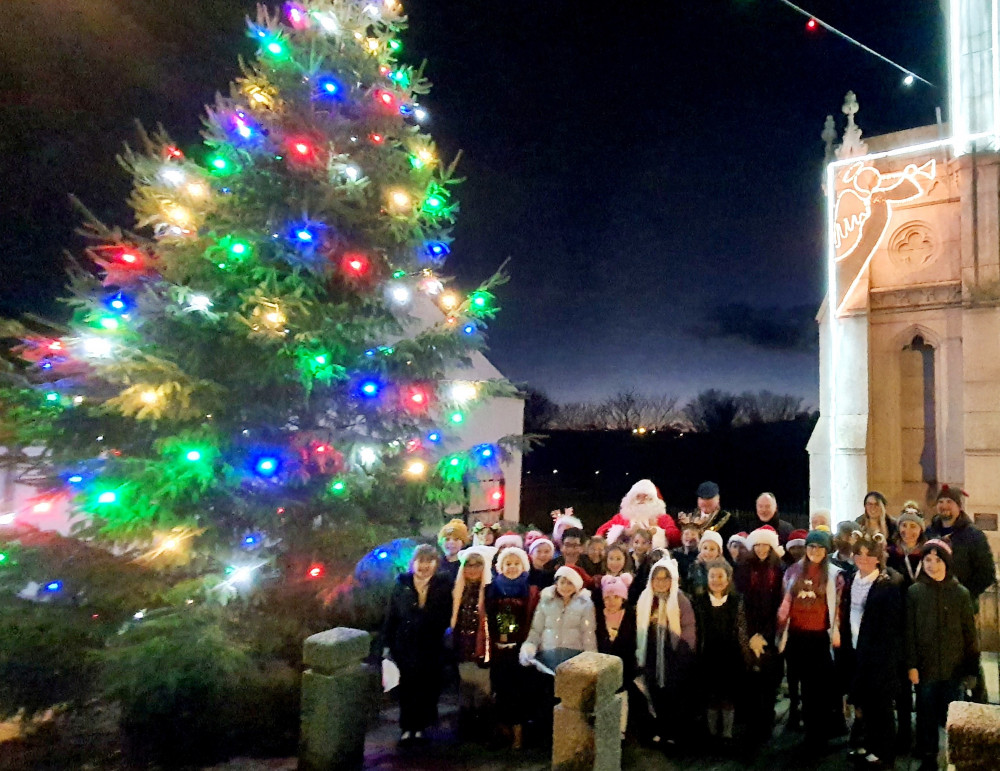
left=380, top=486, right=982, bottom=771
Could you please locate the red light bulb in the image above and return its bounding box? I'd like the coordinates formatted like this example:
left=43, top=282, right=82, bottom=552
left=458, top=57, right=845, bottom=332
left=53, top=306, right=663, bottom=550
left=315, top=444, right=329, bottom=454
left=164, top=145, right=184, bottom=160
left=370, top=133, right=384, bottom=144
left=343, top=253, right=369, bottom=274
left=376, top=90, right=395, bottom=108
left=307, top=563, right=325, bottom=579
left=806, top=18, right=817, bottom=30
left=491, top=490, right=503, bottom=502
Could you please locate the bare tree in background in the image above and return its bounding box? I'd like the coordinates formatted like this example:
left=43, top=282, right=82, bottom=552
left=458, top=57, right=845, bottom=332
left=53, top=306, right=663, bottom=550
left=738, top=390, right=805, bottom=424
left=552, top=391, right=681, bottom=430
left=552, top=401, right=612, bottom=430
left=603, top=389, right=643, bottom=430
left=683, top=389, right=741, bottom=433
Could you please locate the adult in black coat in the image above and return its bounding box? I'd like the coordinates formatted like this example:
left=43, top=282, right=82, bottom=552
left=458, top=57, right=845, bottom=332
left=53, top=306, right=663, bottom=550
left=926, top=486, right=996, bottom=705
left=925, top=488, right=996, bottom=611
left=836, top=532, right=904, bottom=766
left=382, top=544, right=453, bottom=739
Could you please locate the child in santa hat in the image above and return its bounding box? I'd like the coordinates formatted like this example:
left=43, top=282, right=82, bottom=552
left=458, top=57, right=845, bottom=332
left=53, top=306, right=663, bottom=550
left=483, top=547, right=533, bottom=749
left=693, top=559, right=750, bottom=743
left=784, top=529, right=808, bottom=567
left=734, top=525, right=786, bottom=745
left=686, top=530, right=724, bottom=598
left=551, top=509, right=583, bottom=548
left=450, top=546, right=494, bottom=733
left=528, top=537, right=556, bottom=590
left=521, top=564, right=598, bottom=740
left=727, top=532, right=749, bottom=565
left=635, top=556, right=697, bottom=746
left=438, top=519, right=470, bottom=582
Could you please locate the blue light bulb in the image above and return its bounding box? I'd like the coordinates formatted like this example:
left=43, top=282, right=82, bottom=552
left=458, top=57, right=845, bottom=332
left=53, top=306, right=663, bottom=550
left=360, top=380, right=380, bottom=397
left=427, top=431, right=441, bottom=443
left=44, top=581, right=62, bottom=593
left=463, top=324, right=476, bottom=335
left=255, top=457, right=279, bottom=477
left=424, top=241, right=450, bottom=259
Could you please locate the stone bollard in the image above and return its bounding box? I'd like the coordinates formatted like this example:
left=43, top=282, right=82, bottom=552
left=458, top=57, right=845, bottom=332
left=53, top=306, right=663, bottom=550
left=300, top=627, right=380, bottom=771
left=947, top=701, right=1000, bottom=771
left=552, top=652, right=624, bottom=771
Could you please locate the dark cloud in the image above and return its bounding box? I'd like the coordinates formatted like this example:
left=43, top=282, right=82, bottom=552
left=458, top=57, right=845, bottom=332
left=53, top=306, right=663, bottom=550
left=688, top=304, right=818, bottom=352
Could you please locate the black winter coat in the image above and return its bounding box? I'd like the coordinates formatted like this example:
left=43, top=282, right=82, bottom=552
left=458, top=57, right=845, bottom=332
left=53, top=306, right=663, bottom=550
left=595, top=606, right=638, bottom=682
left=905, top=575, right=979, bottom=683
left=382, top=573, right=452, bottom=669
left=837, top=569, right=905, bottom=702
left=925, top=513, right=996, bottom=607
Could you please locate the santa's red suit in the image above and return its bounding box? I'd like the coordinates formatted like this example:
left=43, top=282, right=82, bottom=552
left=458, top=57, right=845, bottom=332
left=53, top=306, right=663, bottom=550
left=596, top=480, right=681, bottom=549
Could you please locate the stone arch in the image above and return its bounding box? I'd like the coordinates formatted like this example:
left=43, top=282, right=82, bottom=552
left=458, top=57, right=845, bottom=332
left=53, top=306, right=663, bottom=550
left=890, top=322, right=943, bottom=352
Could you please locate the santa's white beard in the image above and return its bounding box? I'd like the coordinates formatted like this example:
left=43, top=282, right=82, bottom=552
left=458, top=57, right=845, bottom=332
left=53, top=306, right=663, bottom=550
left=621, top=499, right=665, bottom=527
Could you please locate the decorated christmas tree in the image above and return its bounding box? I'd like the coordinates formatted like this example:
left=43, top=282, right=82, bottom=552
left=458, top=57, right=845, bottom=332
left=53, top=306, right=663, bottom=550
left=0, top=0, right=519, bottom=590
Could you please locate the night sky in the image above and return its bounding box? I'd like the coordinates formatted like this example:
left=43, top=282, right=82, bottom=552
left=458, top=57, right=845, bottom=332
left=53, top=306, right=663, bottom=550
left=0, top=0, right=944, bottom=403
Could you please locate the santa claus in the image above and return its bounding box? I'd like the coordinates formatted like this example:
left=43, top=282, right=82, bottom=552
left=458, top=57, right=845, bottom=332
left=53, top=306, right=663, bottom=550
left=596, top=479, right=681, bottom=550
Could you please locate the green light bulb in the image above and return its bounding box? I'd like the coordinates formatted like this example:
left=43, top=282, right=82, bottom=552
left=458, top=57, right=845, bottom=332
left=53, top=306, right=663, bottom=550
left=314, top=354, right=327, bottom=365
left=44, top=392, right=59, bottom=402
left=98, top=316, right=120, bottom=330
left=330, top=479, right=346, bottom=495
left=450, top=412, right=464, bottom=424
left=185, top=450, right=202, bottom=462
left=393, top=270, right=406, bottom=278
left=388, top=39, right=402, bottom=52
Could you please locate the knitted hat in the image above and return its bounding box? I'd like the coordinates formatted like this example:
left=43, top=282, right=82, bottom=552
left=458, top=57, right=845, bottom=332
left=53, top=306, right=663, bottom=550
left=494, top=531, right=524, bottom=551
left=497, top=546, right=530, bottom=575
left=897, top=510, right=926, bottom=532
left=554, top=564, right=585, bottom=592
left=727, top=531, right=748, bottom=548
left=699, top=530, right=724, bottom=551
left=458, top=545, right=496, bottom=584
left=787, top=529, right=808, bottom=548
left=937, top=484, right=968, bottom=508
left=601, top=573, right=633, bottom=600
left=746, top=525, right=785, bottom=558
left=805, top=529, right=833, bottom=552
left=528, top=536, right=555, bottom=556
left=921, top=538, right=953, bottom=569
left=438, top=518, right=469, bottom=545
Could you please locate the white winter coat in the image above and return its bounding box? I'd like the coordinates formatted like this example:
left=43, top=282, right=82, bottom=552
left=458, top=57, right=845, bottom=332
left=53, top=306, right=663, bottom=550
left=524, top=585, right=598, bottom=656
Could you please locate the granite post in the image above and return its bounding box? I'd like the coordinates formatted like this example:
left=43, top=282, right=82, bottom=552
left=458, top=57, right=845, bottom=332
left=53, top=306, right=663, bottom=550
left=299, top=627, right=380, bottom=771
left=947, top=701, right=1000, bottom=771
left=552, top=651, right=624, bottom=771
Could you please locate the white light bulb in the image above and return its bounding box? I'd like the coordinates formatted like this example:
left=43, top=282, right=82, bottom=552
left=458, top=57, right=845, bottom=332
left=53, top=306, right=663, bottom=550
left=390, top=285, right=411, bottom=304
left=141, top=391, right=159, bottom=404
left=358, top=447, right=378, bottom=466
left=0, top=512, right=16, bottom=525
left=344, top=165, right=360, bottom=181
left=160, top=167, right=185, bottom=185
left=188, top=294, right=212, bottom=312
left=314, top=12, right=339, bottom=33
left=903, top=74, right=915, bottom=86
left=82, top=337, right=113, bottom=358
left=413, top=107, right=428, bottom=122
left=450, top=381, right=478, bottom=403
left=231, top=566, right=253, bottom=584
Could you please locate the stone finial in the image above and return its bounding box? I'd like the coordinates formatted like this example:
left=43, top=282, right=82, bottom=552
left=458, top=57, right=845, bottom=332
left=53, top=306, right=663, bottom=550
left=947, top=701, right=1000, bottom=771
left=836, top=91, right=868, bottom=160
left=822, top=115, right=837, bottom=166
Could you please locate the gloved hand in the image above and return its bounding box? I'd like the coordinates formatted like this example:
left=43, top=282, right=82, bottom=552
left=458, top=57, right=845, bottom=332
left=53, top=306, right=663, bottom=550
left=518, top=642, right=537, bottom=666
left=749, top=633, right=768, bottom=658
